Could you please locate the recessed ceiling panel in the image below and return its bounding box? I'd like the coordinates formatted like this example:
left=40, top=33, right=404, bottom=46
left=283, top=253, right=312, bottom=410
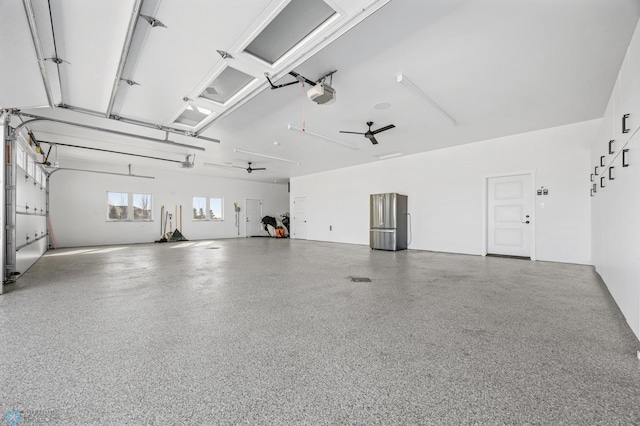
left=174, top=104, right=213, bottom=126
left=199, top=67, right=254, bottom=104
left=116, top=0, right=273, bottom=123
left=244, top=0, right=336, bottom=64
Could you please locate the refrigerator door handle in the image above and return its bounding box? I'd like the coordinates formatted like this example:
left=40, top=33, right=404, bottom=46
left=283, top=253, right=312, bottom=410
left=371, top=229, right=395, bottom=233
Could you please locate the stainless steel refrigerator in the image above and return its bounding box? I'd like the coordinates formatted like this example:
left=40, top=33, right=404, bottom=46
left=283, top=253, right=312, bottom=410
left=370, top=193, right=408, bottom=251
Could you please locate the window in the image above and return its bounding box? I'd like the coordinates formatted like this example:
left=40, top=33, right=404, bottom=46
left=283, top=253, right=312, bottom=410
left=174, top=104, right=214, bottom=126
left=199, top=67, right=254, bottom=104
left=209, top=197, right=222, bottom=219
left=108, top=192, right=128, bottom=220
left=16, top=144, right=25, bottom=170
left=193, top=196, right=223, bottom=220
left=27, top=156, right=35, bottom=178
left=108, top=192, right=152, bottom=221
left=243, top=0, right=336, bottom=64
left=133, top=193, right=152, bottom=220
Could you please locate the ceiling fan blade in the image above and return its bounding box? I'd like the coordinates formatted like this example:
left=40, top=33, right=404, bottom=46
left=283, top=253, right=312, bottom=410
left=252, top=167, right=267, bottom=171
left=372, top=124, right=395, bottom=134
left=369, top=136, right=379, bottom=145
left=339, top=131, right=366, bottom=135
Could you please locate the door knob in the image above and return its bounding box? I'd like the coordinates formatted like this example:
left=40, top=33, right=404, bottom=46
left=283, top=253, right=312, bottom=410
left=522, top=220, right=530, bottom=224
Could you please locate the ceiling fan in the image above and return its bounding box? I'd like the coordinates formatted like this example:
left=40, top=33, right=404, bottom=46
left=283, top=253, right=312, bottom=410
left=203, top=161, right=266, bottom=173
left=245, top=161, right=266, bottom=173
left=339, top=121, right=395, bottom=145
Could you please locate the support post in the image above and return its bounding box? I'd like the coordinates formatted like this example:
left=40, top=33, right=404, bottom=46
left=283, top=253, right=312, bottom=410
left=0, top=112, right=7, bottom=293
left=4, top=113, right=17, bottom=284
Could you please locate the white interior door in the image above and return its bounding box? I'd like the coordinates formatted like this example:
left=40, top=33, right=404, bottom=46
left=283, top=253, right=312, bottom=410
left=487, top=174, right=533, bottom=257
left=245, top=199, right=262, bottom=237
left=293, top=196, right=307, bottom=240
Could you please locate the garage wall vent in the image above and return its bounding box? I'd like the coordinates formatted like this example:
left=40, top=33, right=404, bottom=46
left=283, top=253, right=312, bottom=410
left=244, top=0, right=336, bottom=64
left=199, top=67, right=254, bottom=104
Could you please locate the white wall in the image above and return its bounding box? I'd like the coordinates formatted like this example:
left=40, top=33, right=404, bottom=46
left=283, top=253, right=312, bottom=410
left=591, top=19, right=640, bottom=340
left=291, top=119, right=597, bottom=265
left=49, top=159, right=289, bottom=247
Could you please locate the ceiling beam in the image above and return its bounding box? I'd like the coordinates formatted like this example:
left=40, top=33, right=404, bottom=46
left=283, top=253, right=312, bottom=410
left=105, top=0, right=144, bottom=118
left=22, top=0, right=55, bottom=108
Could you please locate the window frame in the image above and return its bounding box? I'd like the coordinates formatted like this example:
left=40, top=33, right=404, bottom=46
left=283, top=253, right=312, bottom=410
left=192, top=196, right=224, bottom=221
left=107, top=191, right=153, bottom=222
left=16, top=144, right=26, bottom=170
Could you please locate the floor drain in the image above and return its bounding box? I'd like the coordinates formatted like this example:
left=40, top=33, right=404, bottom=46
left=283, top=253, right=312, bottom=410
left=351, top=277, right=372, bottom=282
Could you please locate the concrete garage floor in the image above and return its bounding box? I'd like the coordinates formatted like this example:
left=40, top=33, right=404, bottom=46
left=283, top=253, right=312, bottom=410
left=1, top=238, right=639, bottom=425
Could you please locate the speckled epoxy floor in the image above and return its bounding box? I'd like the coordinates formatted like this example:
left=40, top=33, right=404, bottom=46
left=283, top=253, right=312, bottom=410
left=1, top=239, right=639, bottom=425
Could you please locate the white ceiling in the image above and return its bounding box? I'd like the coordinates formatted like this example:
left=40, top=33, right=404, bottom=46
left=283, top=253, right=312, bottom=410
left=2, top=0, right=640, bottom=182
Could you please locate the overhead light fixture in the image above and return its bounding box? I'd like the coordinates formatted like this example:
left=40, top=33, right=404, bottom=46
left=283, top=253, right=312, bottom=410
left=48, top=166, right=154, bottom=180
left=203, top=162, right=244, bottom=171
left=233, top=148, right=299, bottom=165
left=376, top=152, right=403, bottom=160
left=287, top=124, right=358, bottom=150
left=397, top=74, right=456, bottom=126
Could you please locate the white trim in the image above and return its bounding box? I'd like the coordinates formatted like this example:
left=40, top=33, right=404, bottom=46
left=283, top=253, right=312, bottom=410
left=244, top=198, right=262, bottom=237
left=482, top=170, right=537, bottom=261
